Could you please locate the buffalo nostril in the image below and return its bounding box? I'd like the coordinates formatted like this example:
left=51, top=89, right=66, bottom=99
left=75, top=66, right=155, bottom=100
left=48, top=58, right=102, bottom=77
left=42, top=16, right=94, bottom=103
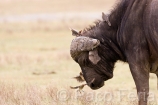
left=90, top=83, right=95, bottom=88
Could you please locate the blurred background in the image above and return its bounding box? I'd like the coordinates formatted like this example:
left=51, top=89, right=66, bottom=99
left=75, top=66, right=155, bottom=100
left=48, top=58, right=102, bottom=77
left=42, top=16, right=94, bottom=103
left=0, top=0, right=157, bottom=105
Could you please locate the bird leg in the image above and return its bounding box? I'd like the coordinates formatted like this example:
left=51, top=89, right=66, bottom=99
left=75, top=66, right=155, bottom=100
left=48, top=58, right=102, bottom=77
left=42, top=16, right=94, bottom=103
left=77, top=89, right=84, bottom=94
left=70, top=84, right=87, bottom=93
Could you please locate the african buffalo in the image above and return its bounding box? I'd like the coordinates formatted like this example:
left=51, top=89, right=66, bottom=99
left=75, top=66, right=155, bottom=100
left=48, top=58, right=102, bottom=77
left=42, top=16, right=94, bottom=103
left=70, top=0, right=158, bottom=105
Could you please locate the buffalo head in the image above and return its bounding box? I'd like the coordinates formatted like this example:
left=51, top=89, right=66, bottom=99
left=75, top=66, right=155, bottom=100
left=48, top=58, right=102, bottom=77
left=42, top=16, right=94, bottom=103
left=70, top=17, right=117, bottom=89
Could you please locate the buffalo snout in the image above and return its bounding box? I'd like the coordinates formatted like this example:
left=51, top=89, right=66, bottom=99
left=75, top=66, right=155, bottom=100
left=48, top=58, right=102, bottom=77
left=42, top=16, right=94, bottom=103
left=88, top=78, right=104, bottom=90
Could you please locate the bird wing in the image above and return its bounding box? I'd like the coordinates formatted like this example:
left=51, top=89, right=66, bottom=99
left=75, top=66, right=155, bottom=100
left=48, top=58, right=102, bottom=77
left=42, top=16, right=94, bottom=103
left=73, top=76, right=85, bottom=82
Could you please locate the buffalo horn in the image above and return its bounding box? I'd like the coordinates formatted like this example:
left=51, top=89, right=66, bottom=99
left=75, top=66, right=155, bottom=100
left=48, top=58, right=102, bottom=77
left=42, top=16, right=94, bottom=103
left=70, top=36, right=100, bottom=59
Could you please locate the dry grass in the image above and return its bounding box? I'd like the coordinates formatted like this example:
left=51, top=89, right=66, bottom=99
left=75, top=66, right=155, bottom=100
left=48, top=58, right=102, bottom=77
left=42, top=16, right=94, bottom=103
left=0, top=0, right=157, bottom=105
left=0, top=81, right=157, bottom=105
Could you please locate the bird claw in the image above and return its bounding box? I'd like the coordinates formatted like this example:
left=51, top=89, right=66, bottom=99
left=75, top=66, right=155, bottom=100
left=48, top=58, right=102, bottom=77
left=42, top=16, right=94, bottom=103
left=77, top=89, right=84, bottom=95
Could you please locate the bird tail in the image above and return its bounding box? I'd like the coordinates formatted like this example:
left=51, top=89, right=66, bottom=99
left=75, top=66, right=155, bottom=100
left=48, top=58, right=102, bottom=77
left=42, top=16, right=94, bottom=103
left=70, top=86, right=78, bottom=89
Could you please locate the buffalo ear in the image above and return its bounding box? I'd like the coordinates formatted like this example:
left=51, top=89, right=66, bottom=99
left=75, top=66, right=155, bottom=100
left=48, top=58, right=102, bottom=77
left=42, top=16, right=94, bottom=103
left=102, top=12, right=111, bottom=26
left=89, top=49, right=101, bottom=64
left=70, top=28, right=80, bottom=36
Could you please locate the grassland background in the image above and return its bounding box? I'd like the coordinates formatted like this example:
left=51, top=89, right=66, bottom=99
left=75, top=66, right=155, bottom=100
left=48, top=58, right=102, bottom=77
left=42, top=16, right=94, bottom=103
left=0, top=0, right=157, bottom=105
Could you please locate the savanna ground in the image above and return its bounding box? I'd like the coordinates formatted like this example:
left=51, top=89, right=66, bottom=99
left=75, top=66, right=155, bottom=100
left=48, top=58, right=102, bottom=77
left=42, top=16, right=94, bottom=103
left=0, top=0, right=157, bottom=105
